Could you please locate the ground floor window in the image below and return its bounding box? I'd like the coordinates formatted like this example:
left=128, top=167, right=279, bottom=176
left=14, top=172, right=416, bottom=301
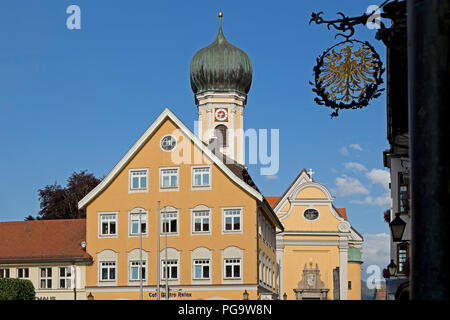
left=100, top=262, right=116, bottom=281
left=59, top=267, right=72, bottom=289
left=162, top=260, right=178, bottom=280
left=40, top=268, right=52, bottom=289
left=193, top=260, right=210, bottom=279
left=224, top=259, right=241, bottom=279
left=17, top=268, right=29, bottom=279
left=130, top=261, right=147, bottom=281
left=0, top=268, right=10, bottom=278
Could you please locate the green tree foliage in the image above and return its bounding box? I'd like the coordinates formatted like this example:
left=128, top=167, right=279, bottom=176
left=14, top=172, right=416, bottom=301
left=25, top=170, right=100, bottom=220
left=0, top=278, right=36, bottom=300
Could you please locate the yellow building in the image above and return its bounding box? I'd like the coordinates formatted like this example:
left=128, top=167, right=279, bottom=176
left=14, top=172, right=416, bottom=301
left=77, top=15, right=284, bottom=299
left=267, top=169, right=363, bottom=300
left=78, top=108, right=282, bottom=300
left=77, top=12, right=363, bottom=301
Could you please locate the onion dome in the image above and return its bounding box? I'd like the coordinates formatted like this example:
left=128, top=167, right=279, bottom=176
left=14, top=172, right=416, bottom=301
left=190, top=12, right=253, bottom=95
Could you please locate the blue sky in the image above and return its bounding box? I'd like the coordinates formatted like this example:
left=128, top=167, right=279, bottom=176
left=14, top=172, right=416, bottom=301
left=0, top=0, right=390, bottom=274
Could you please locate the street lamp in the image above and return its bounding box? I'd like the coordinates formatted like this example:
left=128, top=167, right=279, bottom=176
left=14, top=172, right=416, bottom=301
left=87, top=292, right=94, bottom=300
left=387, top=260, right=398, bottom=277
left=243, top=290, right=249, bottom=300
left=389, top=213, right=406, bottom=242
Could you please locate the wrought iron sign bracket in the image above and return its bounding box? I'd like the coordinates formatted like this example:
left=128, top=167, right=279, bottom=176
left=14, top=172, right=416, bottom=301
left=308, top=0, right=396, bottom=117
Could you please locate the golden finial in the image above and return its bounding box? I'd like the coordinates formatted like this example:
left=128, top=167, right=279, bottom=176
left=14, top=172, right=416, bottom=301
left=218, top=11, right=223, bottom=32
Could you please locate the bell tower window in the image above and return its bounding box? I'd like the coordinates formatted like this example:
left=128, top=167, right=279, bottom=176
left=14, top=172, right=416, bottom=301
left=214, top=125, right=228, bottom=148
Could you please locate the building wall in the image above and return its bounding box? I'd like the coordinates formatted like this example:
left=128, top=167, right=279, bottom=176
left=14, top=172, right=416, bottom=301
left=347, top=262, right=362, bottom=300
left=84, top=117, right=277, bottom=300
left=275, top=176, right=363, bottom=300
left=281, top=244, right=340, bottom=300
left=386, top=156, right=410, bottom=299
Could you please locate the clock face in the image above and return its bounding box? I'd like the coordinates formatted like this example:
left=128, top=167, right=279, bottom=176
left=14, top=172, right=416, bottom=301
left=215, top=108, right=228, bottom=122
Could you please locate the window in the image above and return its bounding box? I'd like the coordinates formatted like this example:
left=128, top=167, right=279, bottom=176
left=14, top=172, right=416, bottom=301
left=224, top=259, right=241, bottom=279
left=193, top=211, right=210, bottom=233
left=193, top=260, right=210, bottom=280
left=0, top=269, right=10, bottom=278
left=17, top=268, right=29, bottom=279
left=304, top=209, right=319, bottom=221
left=129, top=261, right=147, bottom=281
left=192, top=167, right=211, bottom=187
left=129, top=169, right=148, bottom=191
left=162, top=260, right=178, bottom=280
left=162, top=211, right=178, bottom=234
left=398, top=173, right=410, bottom=214
left=397, top=243, right=409, bottom=274
left=130, top=212, right=147, bottom=235
left=214, top=125, right=228, bottom=148
left=160, top=168, right=179, bottom=189
left=161, top=135, right=177, bottom=151
left=99, top=213, right=117, bottom=236
left=59, top=267, right=72, bottom=289
left=100, top=262, right=116, bottom=281
left=40, top=268, right=52, bottom=289
left=224, top=209, right=242, bottom=232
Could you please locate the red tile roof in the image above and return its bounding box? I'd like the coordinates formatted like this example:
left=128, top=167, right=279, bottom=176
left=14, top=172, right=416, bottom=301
left=336, top=208, right=348, bottom=221
left=0, top=219, right=92, bottom=263
left=265, top=196, right=281, bottom=208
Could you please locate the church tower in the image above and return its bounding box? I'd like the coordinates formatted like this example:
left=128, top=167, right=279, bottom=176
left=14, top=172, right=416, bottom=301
left=190, top=12, right=252, bottom=164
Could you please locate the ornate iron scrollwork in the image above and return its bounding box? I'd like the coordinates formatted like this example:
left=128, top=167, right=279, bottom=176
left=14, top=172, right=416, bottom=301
left=309, top=12, right=370, bottom=42
left=309, top=1, right=392, bottom=117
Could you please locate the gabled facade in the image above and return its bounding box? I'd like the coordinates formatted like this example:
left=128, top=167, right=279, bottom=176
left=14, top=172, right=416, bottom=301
left=78, top=108, right=283, bottom=300
left=270, top=169, right=363, bottom=300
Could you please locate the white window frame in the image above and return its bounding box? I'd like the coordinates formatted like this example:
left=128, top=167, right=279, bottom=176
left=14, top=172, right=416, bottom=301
left=224, top=258, right=242, bottom=280
left=159, top=167, right=179, bottom=192
left=222, top=207, right=243, bottom=234
left=191, top=166, right=212, bottom=190
left=161, top=259, right=179, bottom=280
left=17, top=268, right=29, bottom=279
left=98, top=212, right=118, bottom=238
left=161, top=210, right=179, bottom=236
left=192, top=210, right=211, bottom=235
left=40, top=267, right=52, bottom=289
left=128, top=169, right=149, bottom=193
left=193, top=259, right=211, bottom=280
left=128, top=210, right=148, bottom=237
left=129, top=261, right=147, bottom=281
left=59, top=267, right=72, bottom=289
left=99, top=261, right=116, bottom=282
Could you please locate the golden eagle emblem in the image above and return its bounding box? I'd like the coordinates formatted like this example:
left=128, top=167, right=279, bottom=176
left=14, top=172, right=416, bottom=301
left=318, top=44, right=378, bottom=102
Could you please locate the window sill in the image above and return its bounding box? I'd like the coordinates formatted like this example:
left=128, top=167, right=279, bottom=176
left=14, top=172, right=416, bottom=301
left=98, top=234, right=118, bottom=238
left=128, top=189, right=148, bottom=194
left=159, top=187, right=180, bottom=192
